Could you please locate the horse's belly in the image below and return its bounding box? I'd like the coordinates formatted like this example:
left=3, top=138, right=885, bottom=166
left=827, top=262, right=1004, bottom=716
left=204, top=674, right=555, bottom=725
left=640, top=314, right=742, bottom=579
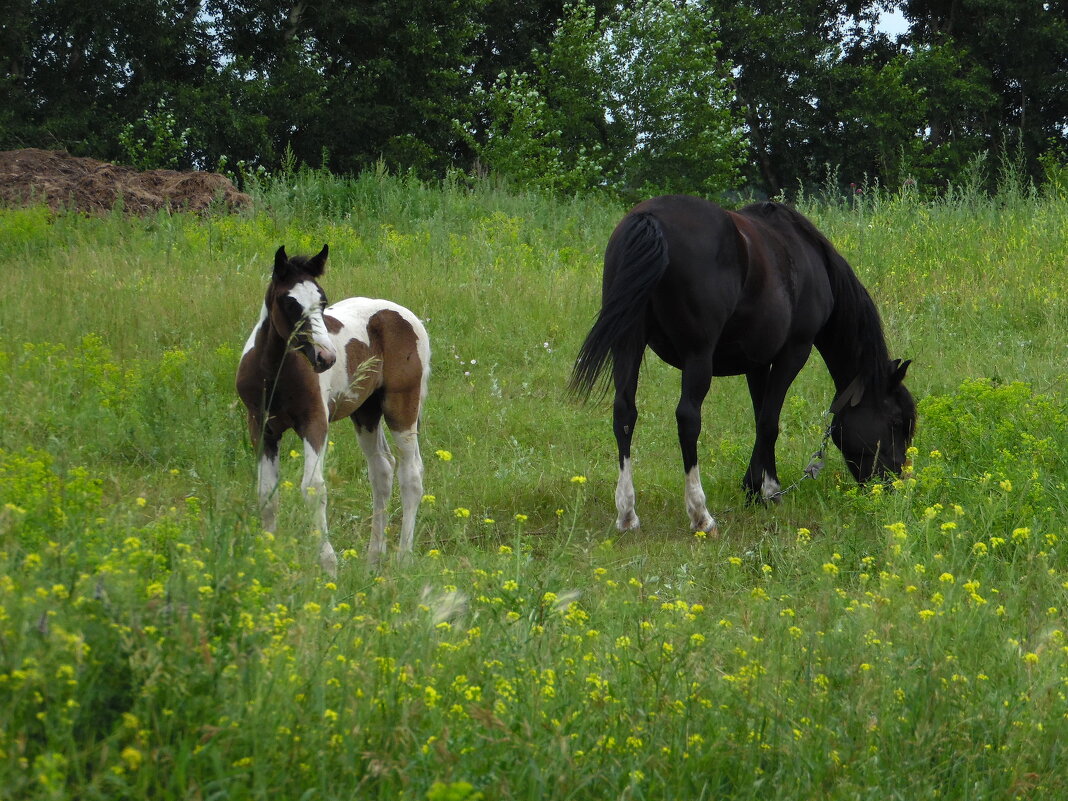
left=711, top=333, right=785, bottom=374
left=328, top=394, right=363, bottom=421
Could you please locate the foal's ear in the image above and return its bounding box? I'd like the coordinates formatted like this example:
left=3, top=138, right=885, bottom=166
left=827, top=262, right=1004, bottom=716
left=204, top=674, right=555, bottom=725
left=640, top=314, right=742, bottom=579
left=306, top=244, right=329, bottom=277
left=889, top=359, right=912, bottom=387
left=273, top=246, right=289, bottom=279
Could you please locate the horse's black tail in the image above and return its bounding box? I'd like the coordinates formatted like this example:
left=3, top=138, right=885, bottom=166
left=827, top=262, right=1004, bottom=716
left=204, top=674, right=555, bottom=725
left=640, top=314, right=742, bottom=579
left=569, top=212, right=668, bottom=400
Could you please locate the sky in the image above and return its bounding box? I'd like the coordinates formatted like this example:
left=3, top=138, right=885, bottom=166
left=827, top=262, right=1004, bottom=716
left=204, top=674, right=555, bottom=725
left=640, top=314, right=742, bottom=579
left=879, top=7, right=910, bottom=37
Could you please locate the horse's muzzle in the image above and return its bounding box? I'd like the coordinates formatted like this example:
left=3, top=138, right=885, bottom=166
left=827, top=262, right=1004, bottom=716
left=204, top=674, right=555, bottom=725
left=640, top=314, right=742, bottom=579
left=311, top=346, right=336, bottom=373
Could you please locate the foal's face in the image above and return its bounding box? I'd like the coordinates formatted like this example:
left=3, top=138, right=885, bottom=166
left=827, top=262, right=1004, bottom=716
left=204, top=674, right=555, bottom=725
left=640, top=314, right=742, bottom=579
left=833, top=377, right=917, bottom=483
left=268, top=245, right=337, bottom=373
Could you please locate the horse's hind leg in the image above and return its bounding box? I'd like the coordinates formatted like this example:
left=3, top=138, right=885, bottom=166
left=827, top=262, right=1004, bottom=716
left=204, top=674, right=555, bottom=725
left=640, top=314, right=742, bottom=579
left=383, top=389, right=424, bottom=558
left=390, top=425, right=423, bottom=556
left=353, top=408, right=396, bottom=565
left=612, top=346, right=641, bottom=530
left=677, top=356, right=717, bottom=534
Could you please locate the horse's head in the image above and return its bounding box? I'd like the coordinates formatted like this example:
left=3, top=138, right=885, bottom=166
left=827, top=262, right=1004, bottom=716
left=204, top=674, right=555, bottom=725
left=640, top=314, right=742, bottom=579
left=267, top=244, right=337, bottom=373
left=831, top=359, right=916, bottom=483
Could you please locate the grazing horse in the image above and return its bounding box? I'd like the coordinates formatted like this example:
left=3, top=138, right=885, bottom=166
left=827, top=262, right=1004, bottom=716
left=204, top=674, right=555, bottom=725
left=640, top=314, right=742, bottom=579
left=570, top=195, right=916, bottom=533
left=236, top=245, right=430, bottom=572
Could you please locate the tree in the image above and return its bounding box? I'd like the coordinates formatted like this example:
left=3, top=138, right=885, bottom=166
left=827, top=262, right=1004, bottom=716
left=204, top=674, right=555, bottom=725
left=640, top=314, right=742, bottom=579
left=901, top=0, right=1068, bottom=184
left=0, top=0, right=216, bottom=164
left=477, top=0, right=747, bottom=196
left=705, top=0, right=897, bottom=196
left=210, top=0, right=489, bottom=176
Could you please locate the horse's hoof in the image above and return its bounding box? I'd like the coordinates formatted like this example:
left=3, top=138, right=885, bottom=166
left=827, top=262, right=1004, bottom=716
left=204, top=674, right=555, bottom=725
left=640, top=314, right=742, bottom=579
left=319, top=541, right=339, bottom=578
left=616, top=512, right=640, bottom=531
left=692, top=514, right=718, bottom=537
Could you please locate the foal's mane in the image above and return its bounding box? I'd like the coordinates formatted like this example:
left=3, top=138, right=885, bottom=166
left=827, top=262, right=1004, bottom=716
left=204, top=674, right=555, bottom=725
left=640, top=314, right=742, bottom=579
left=749, top=202, right=891, bottom=391
left=274, top=254, right=323, bottom=283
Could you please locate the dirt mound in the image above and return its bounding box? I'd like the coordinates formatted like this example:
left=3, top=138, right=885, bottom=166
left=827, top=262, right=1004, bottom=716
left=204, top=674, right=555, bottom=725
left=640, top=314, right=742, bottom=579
left=0, top=148, right=252, bottom=215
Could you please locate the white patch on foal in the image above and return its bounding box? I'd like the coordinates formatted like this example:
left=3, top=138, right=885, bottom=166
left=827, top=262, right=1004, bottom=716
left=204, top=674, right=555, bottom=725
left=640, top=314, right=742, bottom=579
left=288, top=280, right=336, bottom=356
left=242, top=303, right=268, bottom=356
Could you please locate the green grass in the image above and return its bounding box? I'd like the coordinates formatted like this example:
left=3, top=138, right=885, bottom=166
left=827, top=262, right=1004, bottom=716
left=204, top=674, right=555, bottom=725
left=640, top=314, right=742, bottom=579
left=1, top=171, right=1066, bottom=800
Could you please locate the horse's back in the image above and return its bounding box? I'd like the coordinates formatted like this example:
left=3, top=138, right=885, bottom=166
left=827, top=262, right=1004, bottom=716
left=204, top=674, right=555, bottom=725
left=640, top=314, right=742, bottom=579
left=322, top=297, right=430, bottom=422
left=617, top=195, right=834, bottom=374
left=612, top=196, right=748, bottom=366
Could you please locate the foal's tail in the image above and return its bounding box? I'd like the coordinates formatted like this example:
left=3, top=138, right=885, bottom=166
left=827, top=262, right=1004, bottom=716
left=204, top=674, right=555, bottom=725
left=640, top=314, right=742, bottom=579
left=569, top=212, right=668, bottom=400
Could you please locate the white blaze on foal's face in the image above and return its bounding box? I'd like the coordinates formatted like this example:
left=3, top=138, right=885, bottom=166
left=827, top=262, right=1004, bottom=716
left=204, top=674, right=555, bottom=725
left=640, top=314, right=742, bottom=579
left=287, top=280, right=336, bottom=368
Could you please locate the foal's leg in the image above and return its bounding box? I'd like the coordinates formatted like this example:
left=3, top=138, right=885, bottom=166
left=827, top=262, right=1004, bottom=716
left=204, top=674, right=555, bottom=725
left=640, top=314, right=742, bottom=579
left=390, top=424, right=423, bottom=556
left=382, top=386, right=424, bottom=559
left=744, top=344, right=812, bottom=501
left=677, top=356, right=717, bottom=533
left=298, top=421, right=337, bottom=577
left=611, top=346, right=642, bottom=531
left=257, top=434, right=281, bottom=533
left=354, top=417, right=396, bottom=564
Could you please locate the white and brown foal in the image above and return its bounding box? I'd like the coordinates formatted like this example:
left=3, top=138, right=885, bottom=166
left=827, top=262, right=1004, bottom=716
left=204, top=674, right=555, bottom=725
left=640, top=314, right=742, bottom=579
left=236, top=245, right=430, bottom=573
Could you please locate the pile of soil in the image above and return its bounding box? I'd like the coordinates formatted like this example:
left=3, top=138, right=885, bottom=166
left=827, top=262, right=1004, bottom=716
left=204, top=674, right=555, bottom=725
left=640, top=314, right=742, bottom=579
left=0, top=148, right=252, bottom=215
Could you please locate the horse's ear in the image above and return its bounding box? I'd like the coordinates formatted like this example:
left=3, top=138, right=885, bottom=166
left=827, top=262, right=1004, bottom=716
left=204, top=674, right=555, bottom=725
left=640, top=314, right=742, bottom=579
left=273, top=246, right=289, bottom=279
left=889, top=359, right=912, bottom=387
left=830, top=375, right=866, bottom=414
left=307, top=244, right=329, bottom=277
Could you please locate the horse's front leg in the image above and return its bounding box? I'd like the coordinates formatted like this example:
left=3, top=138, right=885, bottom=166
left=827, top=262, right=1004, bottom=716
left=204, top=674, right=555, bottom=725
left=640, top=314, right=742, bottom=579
left=677, top=357, right=717, bottom=534
left=744, top=346, right=812, bottom=502
left=257, top=434, right=281, bottom=533
left=743, top=367, right=778, bottom=500
left=300, top=422, right=337, bottom=577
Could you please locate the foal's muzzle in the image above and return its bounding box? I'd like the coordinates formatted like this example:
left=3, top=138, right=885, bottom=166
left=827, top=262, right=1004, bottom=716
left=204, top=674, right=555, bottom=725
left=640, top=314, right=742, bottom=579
left=311, top=345, right=336, bottom=373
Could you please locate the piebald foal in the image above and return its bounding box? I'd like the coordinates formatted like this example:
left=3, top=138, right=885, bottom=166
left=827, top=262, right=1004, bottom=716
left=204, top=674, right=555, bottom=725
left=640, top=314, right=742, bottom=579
left=236, top=245, right=430, bottom=573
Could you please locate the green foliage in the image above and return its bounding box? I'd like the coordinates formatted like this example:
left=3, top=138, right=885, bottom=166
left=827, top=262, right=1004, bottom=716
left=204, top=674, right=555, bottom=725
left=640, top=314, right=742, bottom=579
left=118, top=101, right=192, bottom=171
left=476, top=2, right=610, bottom=194
left=0, top=174, right=1066, bottom=799
left=477, top=0, right=746, bottom=196
left=4, top=0, right=1066, bottom=195
left=598, top=0, right=745, bottom=195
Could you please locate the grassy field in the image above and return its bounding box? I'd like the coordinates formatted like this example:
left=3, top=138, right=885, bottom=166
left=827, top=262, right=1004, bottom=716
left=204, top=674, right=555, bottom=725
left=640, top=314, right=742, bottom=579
left=1, top=170, right=1066, bottom=800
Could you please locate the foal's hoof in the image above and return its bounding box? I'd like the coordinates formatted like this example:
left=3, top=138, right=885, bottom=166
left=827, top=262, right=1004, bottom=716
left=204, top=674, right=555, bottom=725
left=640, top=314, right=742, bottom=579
left=616, top=511, right=641, bottom=531
left=319, top=541, right=339, bottom=579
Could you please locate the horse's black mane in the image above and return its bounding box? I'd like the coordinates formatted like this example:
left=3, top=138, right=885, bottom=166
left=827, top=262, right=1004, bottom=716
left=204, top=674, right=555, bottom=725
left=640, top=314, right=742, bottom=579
left=744, top=202, right=891, bottom=391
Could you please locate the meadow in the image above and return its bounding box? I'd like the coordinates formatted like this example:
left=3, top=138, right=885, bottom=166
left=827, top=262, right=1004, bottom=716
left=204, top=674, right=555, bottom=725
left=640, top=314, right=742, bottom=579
left=0, top=169, right=1066, bottom=800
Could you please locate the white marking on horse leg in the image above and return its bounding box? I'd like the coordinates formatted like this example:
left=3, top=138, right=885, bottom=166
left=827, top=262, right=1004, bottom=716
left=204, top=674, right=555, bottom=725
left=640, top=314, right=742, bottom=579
left=615, top=457, right=640, bottom=531
left=301, top=438, right=335, bottom=576
left=258, top=450, right=280, bottom=532
left=761, top=471, right=782, bottom=503
left=685, top=465, right=717, bottom=534
left=392, top=427, right=423, bottom=556
left=357, top=425, right=395, bottom=564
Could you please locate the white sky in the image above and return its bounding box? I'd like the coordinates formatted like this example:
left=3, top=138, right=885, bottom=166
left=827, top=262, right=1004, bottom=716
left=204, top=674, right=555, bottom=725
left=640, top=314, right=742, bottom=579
left=879, top=7, right=909, bottom=37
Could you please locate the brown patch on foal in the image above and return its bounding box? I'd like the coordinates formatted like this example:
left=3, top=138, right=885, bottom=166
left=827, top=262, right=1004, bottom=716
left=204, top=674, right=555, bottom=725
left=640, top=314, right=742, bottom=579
left=328, top=310, right=424, bottom=429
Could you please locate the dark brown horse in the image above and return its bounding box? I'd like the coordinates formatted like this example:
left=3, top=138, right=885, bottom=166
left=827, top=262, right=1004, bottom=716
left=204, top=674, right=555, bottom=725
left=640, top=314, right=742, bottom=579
left=237, top=245, right=430, bottom=572
left=570, top=195, right=915, bottom=533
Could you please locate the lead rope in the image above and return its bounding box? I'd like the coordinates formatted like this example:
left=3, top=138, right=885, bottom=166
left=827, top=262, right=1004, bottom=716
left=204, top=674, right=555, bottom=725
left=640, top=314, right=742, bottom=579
left=714, top=409, right=836, bottom=517
left=768, top=411, right=836, bottom=500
